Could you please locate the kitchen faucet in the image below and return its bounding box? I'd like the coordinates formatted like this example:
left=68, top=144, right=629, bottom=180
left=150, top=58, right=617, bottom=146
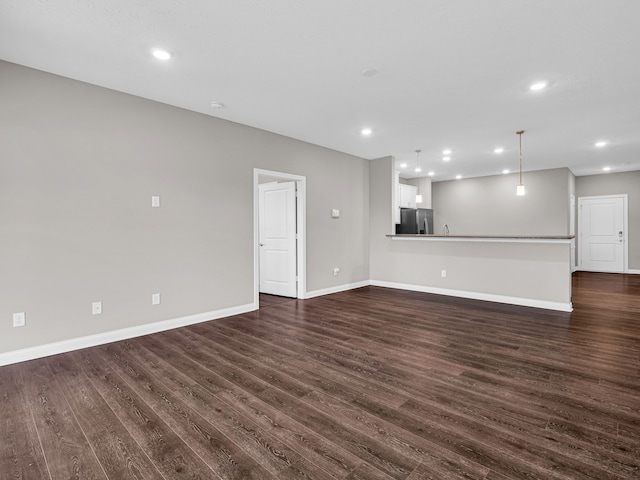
left=442, top=224, right=449, bottom=235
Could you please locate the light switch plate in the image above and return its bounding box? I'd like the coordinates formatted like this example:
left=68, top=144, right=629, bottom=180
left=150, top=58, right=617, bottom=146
left=13, top=312, right=26, bottom=327
left=152, top=293, right=161, bottom=305
left=151, top=196, right=160, bottom=207
left=331, top=209, right=340, bottom=218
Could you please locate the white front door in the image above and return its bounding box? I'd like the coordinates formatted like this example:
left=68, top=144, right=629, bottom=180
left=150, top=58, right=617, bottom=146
left=579, top=196, right=625, bottom=272
left=259, top=181, right=297, bottom=297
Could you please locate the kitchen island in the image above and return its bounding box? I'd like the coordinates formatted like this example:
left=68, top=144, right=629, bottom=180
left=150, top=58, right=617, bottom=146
left=372, top=234, right=574, bottom=311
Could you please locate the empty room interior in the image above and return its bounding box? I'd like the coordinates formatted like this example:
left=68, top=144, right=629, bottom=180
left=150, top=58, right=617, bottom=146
left=1, top=2, right=639, bottom=479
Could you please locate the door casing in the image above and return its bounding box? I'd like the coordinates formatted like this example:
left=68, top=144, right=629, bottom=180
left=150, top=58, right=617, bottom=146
left=254, top=168, right=306, bottom=306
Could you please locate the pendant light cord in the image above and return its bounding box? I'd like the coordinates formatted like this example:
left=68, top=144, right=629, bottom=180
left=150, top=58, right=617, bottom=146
left=517, top=130, right=525, bottom=184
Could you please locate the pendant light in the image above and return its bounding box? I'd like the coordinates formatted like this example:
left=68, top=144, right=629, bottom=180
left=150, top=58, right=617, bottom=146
left=516, top=130, right=526, bottom=196
left=415, top=149, right=423, bottom=203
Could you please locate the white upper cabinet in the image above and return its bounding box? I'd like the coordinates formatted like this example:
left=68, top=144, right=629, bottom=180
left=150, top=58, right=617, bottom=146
left=399, top=184, right=417, bottom=208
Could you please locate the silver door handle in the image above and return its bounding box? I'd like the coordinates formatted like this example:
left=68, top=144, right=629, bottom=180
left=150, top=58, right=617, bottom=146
left=259, top=243, right=265, bottom=247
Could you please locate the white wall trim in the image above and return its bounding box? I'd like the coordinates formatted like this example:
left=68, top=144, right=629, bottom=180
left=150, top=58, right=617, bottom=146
left=626, top=269, right=640, bottom=274
left=3, top=272, right=585, bottom=366
left=0, top=302, right=256, bottom=367
left=304, top=280, right=371, bottom=299
left=370, top=280, right=573, bottom=312
left=254, top=168, right=307, bottom=303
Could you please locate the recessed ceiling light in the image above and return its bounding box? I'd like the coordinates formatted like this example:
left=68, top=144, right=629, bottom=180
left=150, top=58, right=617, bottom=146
left=400, top=163, right=407, bottom=168
left=210, top=101, right=224, bottom=109
left=502, top=169, right=510, bottom=174
left=602, top=166, right=612, bottom=172
left=494, top=147, right=504, bottom=154
left=361, top=128, right=373, bottom=136
left=428, top=171, right=435, bottom=177
left=361, top=68, right=378, bottom=77
left=442, top=149, right=452, bottom=155
left=530, top=81, right=547, bottom=91
left=415, top=167, right=422, bottom=173
left=455, top=175, right=462, bottom=179
left=595, top=141, right=608, bottom=147
left=442, top=156, right=451, bottom=162
left=152, top=48, right=172, bottom=60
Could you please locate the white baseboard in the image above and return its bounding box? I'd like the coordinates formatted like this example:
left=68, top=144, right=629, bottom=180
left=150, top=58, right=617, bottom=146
left=0, top=302, right=257, bottom=367
left=370, top=280, right=573, bottom=312
left=626, top=269, right=640, bottom=274
left=304, top=280, right=370, bottom=299
left=0, top=274, right=581, bottom=367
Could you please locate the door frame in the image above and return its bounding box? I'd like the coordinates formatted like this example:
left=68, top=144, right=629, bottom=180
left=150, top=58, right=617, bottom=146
left=570, top=194, right=576, bottom=272
left=577, top=194, right=628, bottom=273
left=254, top=168, right=306, bottom=306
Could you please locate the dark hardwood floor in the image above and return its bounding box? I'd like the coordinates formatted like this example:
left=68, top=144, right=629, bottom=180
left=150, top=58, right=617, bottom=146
left=2, top=272, right=639, bottom=479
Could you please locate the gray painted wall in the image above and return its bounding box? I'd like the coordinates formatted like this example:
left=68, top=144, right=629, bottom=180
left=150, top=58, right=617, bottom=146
left=576, top=171, right=640, bottom=270
left=0, top=61, right=370, bottom=354
left=369, top=157, right=395, bottom=257
left=432, top=168, right=572, bottom=236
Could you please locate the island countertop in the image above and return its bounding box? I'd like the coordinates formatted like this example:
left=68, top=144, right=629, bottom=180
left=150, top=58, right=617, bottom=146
left=386, top=234, right=574, bottom=243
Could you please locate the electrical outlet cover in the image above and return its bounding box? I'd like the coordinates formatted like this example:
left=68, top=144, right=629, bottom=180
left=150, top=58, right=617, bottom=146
left=13, top=312, right=26, bottom=327
left=92, top=301, right=102, bottom=315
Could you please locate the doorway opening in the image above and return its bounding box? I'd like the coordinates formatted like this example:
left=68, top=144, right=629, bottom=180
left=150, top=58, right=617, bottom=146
left=253, top=169, right=306, bottom=308
left=578, top=194, right=628, bottom=273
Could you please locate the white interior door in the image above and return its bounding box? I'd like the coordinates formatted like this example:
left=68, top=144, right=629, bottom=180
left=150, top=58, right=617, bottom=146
left=259, top=182, right=297, bottom=297
left=579, top=196, right=625, bottom=272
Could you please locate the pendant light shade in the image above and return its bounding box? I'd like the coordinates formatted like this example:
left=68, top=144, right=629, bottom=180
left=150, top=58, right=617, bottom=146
left=516, top=130, right=526, bottom=196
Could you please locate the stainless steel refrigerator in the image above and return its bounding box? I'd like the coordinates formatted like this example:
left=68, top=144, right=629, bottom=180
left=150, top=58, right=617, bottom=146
left=396, top=208, right=434, bottom=234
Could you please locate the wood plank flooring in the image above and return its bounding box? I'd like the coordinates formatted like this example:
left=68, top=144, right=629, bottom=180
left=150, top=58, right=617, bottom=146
left=1, top=272, right=639, bottom=479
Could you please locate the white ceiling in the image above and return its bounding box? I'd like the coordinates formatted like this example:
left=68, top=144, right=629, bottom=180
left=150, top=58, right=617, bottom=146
left=2, top=0, right=639, bottom=180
